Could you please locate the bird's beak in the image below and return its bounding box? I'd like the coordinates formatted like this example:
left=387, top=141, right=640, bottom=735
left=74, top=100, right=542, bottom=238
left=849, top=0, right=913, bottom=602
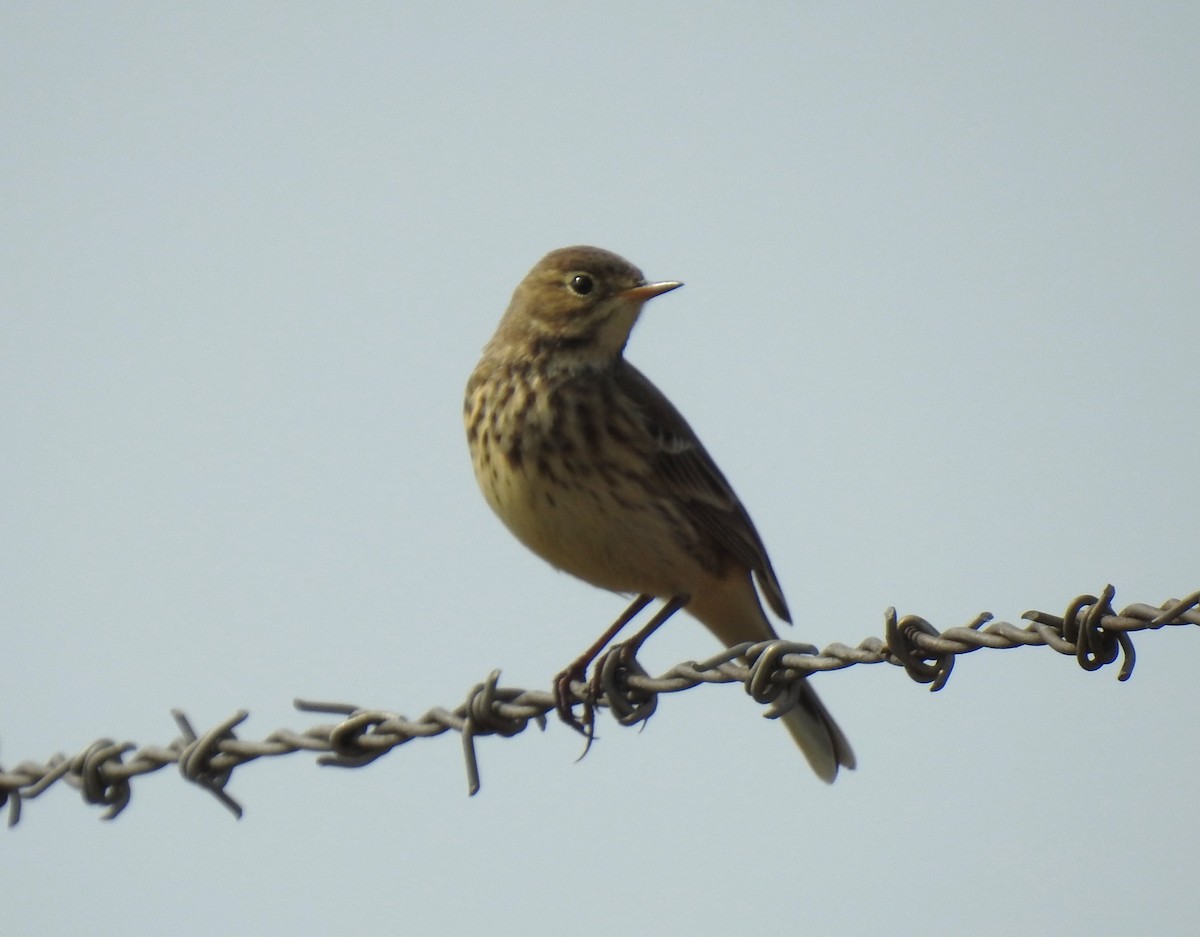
left=620, top=280, right=683, bottom=304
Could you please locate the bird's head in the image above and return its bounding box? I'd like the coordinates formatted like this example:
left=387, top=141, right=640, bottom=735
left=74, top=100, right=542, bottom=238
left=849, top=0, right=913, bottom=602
left=490, top=245, right=682, bottom=366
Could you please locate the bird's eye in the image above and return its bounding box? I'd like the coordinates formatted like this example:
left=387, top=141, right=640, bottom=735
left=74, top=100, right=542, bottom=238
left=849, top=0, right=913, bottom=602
left=569, top=274, right=594, bottom=296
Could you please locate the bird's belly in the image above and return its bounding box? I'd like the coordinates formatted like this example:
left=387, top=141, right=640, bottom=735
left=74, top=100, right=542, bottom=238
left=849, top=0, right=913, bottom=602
left=477, top=457, right=697, bottom=599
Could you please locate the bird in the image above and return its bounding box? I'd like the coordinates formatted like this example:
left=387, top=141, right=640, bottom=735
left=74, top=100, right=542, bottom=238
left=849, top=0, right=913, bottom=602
left=463, top=245, right=855, bottom=782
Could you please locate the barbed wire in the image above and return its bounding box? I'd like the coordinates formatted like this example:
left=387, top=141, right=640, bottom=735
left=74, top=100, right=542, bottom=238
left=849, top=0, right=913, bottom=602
left=1, top=585, right=1197, bottom=828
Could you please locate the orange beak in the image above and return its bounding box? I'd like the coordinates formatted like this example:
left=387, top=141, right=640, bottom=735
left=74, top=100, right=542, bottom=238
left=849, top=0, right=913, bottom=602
left=620, top=280, right=683, bottom=303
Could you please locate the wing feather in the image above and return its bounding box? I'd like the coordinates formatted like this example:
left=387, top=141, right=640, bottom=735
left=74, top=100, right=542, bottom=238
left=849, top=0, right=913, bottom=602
left=616, top=363, right=792, bottom=622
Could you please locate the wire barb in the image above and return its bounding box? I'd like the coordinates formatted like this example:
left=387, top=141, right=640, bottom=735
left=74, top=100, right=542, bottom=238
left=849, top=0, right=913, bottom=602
left=1, top=586, right=1196, bottom=827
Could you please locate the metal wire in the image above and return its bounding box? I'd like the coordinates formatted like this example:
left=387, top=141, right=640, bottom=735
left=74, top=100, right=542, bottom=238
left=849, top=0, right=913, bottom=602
left=1, top=586, right=1196, bottom=828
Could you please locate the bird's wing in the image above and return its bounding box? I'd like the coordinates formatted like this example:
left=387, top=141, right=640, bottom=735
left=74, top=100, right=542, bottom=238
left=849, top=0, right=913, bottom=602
left=617, top=362, right=791, bottom=622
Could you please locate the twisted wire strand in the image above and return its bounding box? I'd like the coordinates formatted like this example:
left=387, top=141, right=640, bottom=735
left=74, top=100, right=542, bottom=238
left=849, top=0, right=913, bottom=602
left=1, top=586, right=1196, bottom=828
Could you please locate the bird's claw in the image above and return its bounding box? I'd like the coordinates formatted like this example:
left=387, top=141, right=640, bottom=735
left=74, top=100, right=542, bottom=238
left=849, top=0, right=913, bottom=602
left=552, top=664, right=598, bottom=752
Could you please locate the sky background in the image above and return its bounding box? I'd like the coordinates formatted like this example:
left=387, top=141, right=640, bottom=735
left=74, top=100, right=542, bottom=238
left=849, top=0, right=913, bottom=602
left=2, top=4, right=1198, bottom=935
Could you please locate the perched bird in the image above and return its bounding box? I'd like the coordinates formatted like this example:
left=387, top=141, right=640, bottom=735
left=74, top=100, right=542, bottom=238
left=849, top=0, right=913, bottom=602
left=464, top=246, right=854, bottom=782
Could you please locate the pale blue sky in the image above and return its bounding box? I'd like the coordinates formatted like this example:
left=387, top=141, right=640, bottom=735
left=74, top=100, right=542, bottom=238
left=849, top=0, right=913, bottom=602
left=3, top=4, right=1198, bottom=936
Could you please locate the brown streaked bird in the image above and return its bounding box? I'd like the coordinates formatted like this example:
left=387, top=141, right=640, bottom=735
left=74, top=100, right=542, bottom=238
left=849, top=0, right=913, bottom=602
left=463, top=246, right=855, bottom=782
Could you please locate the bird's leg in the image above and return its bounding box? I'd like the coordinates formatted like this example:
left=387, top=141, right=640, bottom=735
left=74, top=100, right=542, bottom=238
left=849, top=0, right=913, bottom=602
left=615, top=594, right=688, bottom=661
left=553, top=593, right=652, bottom=736
left=582, top=594, right=689, bottom=741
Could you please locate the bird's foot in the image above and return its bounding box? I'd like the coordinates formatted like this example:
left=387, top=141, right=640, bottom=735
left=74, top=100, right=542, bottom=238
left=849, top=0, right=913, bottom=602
left=590, top=640, right=657, bottom=729
left=552, top=661, right=599, bottom=751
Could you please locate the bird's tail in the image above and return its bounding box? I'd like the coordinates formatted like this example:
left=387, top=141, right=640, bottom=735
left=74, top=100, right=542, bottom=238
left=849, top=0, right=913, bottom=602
left=780, top=680, right=856, bottom=783
left=683, top=577, right=856, bottom=782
